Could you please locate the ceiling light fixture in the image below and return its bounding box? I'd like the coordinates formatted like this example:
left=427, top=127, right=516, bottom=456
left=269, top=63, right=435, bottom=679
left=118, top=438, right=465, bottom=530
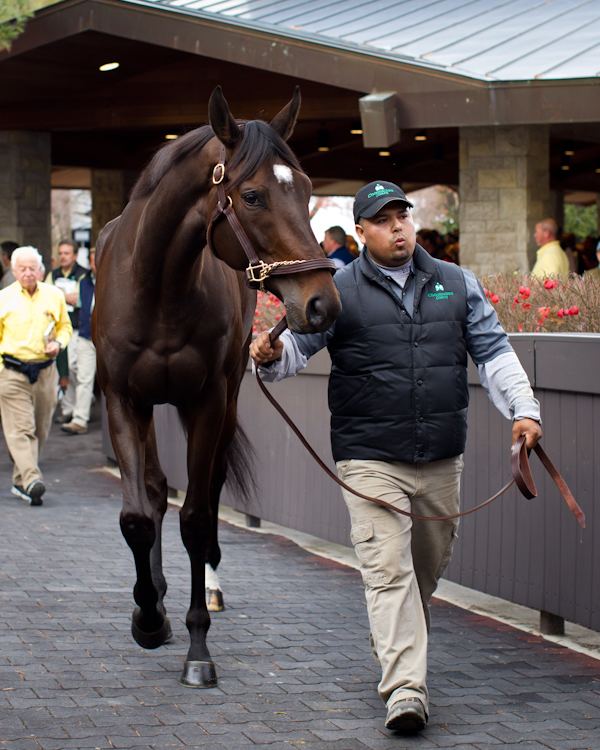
left=165, top=134, right=179, bottom=140
left=350, top=128, right=363, bottom=135
left=596, top=167, right=600, bottom=174
left=414, top=131, right=427, bottom=141
left=379, top=150, right=391, bottom=157
left=99, top=62, right=120, bottom=72
left=564, top=149, right=575, bottom=156
left=561, top=165, right=570, bottom=171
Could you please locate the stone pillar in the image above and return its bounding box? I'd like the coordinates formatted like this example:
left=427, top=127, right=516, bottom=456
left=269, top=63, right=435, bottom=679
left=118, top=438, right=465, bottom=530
left=459, top=125, right=551, bottom=276
left=91, top=169, right=137, bottom=246
left=0, top=131, right=51, bottom=265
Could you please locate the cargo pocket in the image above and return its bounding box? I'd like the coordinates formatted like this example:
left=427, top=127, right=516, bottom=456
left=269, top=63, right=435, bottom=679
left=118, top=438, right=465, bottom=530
left=350, top=521, right=393, bottom=588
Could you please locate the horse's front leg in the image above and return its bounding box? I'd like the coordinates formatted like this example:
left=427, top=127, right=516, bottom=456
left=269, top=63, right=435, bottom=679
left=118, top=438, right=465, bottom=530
left=106, top=391, right=171, bottom=649
left=179, top=386, right=227, bottom=688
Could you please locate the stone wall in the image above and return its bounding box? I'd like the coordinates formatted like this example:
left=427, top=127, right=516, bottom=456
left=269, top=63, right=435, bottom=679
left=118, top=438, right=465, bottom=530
left=91, top=169, right=138, bottom=246
left=0, top=131, right=51, bottom=265
left=459, top=125, right=551, bottom=276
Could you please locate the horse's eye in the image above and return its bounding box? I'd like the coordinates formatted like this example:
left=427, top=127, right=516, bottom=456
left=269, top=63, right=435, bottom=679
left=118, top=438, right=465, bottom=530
left=242, top=191, right=260, bottom=207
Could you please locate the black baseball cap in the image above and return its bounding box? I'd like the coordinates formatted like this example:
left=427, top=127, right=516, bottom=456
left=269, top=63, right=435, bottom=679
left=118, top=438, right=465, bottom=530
left=353, top=180, right=413, bottom=223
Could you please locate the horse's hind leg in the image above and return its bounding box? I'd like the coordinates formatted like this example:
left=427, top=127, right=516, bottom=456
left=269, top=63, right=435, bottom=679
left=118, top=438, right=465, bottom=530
left=205, top=458, right=226, bottom=613
left=179, top=387, right=227, bottom=688
left=106, top=391, right=171, bottom=649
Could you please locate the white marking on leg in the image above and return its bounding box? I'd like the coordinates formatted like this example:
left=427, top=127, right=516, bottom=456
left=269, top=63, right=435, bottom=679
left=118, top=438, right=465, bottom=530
left=273, top=163, right=294, bottom=187
left=205, top=562, right=221, bottom=591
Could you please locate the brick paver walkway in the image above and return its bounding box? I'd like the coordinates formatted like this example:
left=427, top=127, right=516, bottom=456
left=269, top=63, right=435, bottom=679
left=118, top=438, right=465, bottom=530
left=1, top=418, right=599, bottom=749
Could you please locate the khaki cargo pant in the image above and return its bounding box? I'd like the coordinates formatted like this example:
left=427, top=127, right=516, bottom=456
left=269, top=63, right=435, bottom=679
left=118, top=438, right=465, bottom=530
left=0, top=365, right=58, bottom=488
left=337, top=456, right=463, bottom=713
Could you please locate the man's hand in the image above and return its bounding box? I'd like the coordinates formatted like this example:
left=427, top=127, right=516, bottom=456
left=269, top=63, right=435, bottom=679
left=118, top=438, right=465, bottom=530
left=250, top=331, right=283, bottom=366
left=44, top=341, right=61, bottom=358
left=512, top=418, right=543, bottom=449
left=65, top=291, right=78, bottom=306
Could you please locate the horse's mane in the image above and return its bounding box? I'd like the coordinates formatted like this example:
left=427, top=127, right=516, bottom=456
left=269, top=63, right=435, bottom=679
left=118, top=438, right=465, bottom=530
left=130, top=120, right=301, bottom=201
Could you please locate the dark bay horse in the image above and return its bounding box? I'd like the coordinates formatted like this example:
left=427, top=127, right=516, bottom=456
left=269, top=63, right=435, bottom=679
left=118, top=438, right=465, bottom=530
left=93, top=87, right=341, bottom=687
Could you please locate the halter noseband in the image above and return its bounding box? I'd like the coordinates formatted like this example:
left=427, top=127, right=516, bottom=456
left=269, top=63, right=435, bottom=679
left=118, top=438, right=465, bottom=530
left=206, top=147, right=336, bottom=291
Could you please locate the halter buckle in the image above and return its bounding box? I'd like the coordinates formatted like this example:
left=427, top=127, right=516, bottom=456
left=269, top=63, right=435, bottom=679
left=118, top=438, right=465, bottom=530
left=246, top=261, right=270, bottom=287
left=212, top=163, right=225, bottom=185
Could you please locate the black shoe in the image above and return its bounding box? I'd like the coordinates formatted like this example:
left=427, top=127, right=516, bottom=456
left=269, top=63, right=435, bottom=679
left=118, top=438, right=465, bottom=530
left=54, top=413, right=73, bottom=425
left=25, top=480, right=45, bottom=506
left=385, top=697, right=428, bottom=733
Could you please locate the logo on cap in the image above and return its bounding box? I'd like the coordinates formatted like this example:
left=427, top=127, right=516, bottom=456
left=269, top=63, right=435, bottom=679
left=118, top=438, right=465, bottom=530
left=368, top=184, right=396, bottom=199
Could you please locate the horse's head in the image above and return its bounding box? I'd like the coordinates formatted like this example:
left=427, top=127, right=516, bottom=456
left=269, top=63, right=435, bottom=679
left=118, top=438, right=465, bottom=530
left=206, top=87, right=341, bottom=333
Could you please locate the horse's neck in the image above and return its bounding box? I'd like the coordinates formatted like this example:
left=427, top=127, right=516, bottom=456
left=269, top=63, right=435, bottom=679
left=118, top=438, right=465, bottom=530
left=132, top=162, right=212, bottom=295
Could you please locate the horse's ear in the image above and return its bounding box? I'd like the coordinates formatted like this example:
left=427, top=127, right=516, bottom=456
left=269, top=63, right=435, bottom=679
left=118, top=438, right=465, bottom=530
left=269, top=86, right=301, bottom=142
left=208, top=86, right=241, bottom=148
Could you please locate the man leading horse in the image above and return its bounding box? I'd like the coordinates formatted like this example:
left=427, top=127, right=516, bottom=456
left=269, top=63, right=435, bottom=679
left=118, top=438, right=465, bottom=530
left=250, top=179, right=542, bottom=734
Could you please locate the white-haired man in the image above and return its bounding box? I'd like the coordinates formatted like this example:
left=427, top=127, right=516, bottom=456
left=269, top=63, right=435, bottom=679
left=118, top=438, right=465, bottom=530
left=0, top=246, right=72, bottom=505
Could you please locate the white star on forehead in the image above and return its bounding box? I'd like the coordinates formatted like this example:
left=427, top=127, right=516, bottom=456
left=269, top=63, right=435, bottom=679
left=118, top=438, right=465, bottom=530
left=273, top=164, right=294, bottom=186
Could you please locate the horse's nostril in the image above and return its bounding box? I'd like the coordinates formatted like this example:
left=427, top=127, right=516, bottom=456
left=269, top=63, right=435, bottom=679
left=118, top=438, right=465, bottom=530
left=307, top=295, right=327, bottom=328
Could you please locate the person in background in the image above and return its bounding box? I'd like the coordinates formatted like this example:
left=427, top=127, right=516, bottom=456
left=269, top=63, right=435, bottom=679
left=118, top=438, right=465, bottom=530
left=531, top=219, right=569, bottom=279
left=0, top=246, right=72, bottom=505
left=46, top=239, right=88, bottom=423
left=251, top=179, right=541, bottom=735
left=61, top=250, right=96, bottom=435
left=0, top=241, right=18, bottom=289
left=322, top=225, right=356, bottom=269
left=346, top=234, right=360, bottom=258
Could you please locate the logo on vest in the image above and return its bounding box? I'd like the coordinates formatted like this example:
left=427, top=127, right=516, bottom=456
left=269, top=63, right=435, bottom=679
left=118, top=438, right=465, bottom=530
left=427, top=281, right=454, bottom=301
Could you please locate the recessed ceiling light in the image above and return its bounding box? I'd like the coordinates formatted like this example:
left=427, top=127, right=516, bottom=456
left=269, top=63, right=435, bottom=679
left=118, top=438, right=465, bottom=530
left=99, top=62, right=120, bottom=72
left=350, top=128, right=363, bottom=135
left=379, top=150, right=391, bottom=157
left=596, top=167, right=600, bottom=174
left=317, top=146, right=330, bottom=152
left=165, top=134, right=179, bottom=140
left=561, top=165, right=570, bottom=171
left=414, top=131, right=427, bottom=141
left=564, top=149, right=574, bottom=156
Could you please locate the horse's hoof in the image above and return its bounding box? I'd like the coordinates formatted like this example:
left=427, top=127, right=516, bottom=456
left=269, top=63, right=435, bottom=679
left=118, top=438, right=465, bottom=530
left=180, top=660, right=218, bottom=688
left=131, top=609, right=173, bottom=650
left=206, top=588, right=225, bottom=612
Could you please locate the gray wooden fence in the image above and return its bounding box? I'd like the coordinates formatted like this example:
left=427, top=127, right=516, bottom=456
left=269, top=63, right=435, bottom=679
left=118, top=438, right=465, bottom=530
left=102, top=334, right=600, bottom=632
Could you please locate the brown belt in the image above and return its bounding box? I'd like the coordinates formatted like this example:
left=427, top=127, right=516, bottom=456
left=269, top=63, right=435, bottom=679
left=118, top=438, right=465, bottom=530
left=255, top=319, right=585, bottom=527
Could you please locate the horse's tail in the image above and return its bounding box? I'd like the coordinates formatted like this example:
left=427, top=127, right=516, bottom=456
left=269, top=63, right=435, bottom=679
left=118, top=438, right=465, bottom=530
left=223, top=421, right=255, bottom=505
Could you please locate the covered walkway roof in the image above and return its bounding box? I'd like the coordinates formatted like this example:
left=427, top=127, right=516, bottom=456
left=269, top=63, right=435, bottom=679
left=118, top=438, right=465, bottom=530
left=142, top=0, right=600, bottom=82
left=1, top=0, right=599, bottom=189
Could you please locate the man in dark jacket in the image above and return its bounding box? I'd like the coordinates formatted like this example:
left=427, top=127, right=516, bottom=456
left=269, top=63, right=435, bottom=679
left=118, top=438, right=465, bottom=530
left=60, top=250, right=96, bottom=435
left=250, top=180, right=542, bottom=734
left=46, top=239, right=88, bottom=422
left=323, top=225, right=356, bottom=268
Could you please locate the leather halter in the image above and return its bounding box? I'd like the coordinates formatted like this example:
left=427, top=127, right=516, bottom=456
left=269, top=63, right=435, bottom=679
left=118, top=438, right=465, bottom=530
left=254, top=321, right=585, bottom=527
left=206, top=146, right=336, bottom=290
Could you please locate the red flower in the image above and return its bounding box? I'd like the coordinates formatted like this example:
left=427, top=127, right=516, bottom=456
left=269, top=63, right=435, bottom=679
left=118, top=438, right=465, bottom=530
left=557, top=308, right=565, bottom=318
left=568, top=305, right=579, bottom=316
left=519, top=286, right=531, bottom=299
left=544, top=279, right=558, bottom=290
left=517, top=324, right=523, bottom=332
left=490, top=294, right=500, bottom=304
left=513, top=296, right=520, bottom=304
left=522, top=302, right=531, bottom=310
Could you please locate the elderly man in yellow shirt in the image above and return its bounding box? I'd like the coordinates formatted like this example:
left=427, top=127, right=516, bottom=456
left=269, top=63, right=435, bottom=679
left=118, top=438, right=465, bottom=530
left=531, top=218, right=569, bottom=280
left=0, top=246, right=72, bottom=506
